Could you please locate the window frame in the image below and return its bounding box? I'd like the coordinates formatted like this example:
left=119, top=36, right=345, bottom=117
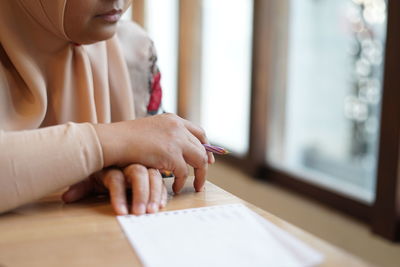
left=139, top=0, right=400, bottom=241
left=248, top=0, right=400, bottom=241
left=372, top=0, right=400, bottom=241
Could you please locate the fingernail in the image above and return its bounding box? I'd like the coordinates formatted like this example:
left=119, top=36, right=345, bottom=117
left=196, top=186, right=205, bottom=192
left=119, top=205, right=128, bottom=215
left=148, top=202, right=159, bottom=213
left=172, top=183, right=181, bottom=194
left=160, top=199, right=167, bottom=208
left=208, top=153, right=215, bottom=164
left=134, top=203, right=146, bottom=215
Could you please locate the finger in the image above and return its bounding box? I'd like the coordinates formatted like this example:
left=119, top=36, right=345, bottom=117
left=182, top=142, right=208, bottom=170
left=207, top=151, right=215, bottom=164
left=182, top=119, right=215, bottom=164
left=102, top=169, right=128, bottom=215
left=193, top=163, right=208, bottom=192
left=182, top=118, right=208, bottom=144
left=62, top=179, right=93, bottom=203
left=182, top=129, right=208, bottom=169
left=181, top=134, right=208, bottom=192
left=147, top=169, right=163, bottom=213
left=160, top=184, right=168, bottom=208
left=124, top=164, right=149, bottom=215
left=172, top=156, right=189, bottom=194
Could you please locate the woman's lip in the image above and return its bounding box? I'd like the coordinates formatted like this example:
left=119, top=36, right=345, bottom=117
left=96, top=9, right=123, bottom=22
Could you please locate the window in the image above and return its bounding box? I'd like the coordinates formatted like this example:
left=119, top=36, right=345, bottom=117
left=139, top=0, right=400, bottom=240
left=200, top=0, right=253, bottom=155
left=267, top=0, right=387, bottom=203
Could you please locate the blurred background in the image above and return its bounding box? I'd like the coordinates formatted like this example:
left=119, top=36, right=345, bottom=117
left=123, top=1, right=400, bottom=266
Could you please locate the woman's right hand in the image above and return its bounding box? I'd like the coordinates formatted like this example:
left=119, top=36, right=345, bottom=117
left=93, top=113, right=214, bottom=194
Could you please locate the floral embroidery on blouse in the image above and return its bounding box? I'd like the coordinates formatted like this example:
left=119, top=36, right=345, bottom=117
left=147, top=43, right=163, bottom=115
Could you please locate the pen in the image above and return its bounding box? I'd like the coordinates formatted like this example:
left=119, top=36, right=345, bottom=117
left=161, top=144, right=229, bottom=177
left=202, top=144, right=229, bottom=155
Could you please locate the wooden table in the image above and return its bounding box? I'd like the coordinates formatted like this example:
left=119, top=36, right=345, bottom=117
left=0, top=177, right=371, bottom=267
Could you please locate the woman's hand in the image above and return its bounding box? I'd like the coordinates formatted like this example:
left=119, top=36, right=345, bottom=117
left=94, top=113, right=214, bottom=193
left=62, top=165, right=168, bottom=215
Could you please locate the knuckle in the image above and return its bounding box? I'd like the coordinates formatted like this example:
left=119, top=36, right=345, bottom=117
left=110, top=171, right=124, bottom=182
left=124, top=164, right=147, bottom=177
left=201, top=154, right=208, bottom=165
left=195, top=156, right=208, bottom=169
left=164, top=112, right=178, bottom=119
left=157, top=160, right=172, bottom=173
left=168, top=118, right=181, bottom=129
left=177, top=166, right=189, bottom=178
left=148, top=168, right=161, bottom=177
left=104, top=169, right=123, bottom=182
left=161, top=112, right=173, bottom=120
left=161, top=112, right=172, bottom=117
left=164, top=113, right=181, bottom=127
left=198, top=126, right=206, bottom=138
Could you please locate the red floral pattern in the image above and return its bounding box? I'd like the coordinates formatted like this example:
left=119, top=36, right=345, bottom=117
left=147, top=71, right=162, bottom=114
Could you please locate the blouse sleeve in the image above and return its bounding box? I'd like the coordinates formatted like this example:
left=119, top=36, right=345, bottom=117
left=116, top=20, right=164, bottom=118
left=0, top=123, right=103, bottom=213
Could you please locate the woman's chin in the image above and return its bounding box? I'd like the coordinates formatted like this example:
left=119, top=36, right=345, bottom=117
left=72, top=26, right=118, bottom=45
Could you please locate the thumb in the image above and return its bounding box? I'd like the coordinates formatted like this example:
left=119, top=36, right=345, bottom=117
left=62, top=179, right=93, bottom=203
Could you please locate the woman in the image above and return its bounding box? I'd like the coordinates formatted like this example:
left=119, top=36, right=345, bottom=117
left=0, top=0, right=213, bottom=215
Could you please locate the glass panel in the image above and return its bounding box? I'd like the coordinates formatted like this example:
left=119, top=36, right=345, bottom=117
left=200, top=0, right=253, bottom=155
left=145, top=0, right=179, bottom=113
left=267, top=0, right=387, bottom=203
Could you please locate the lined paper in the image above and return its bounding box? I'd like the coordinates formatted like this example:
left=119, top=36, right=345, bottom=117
left=117, top=204, right=323, bottom=267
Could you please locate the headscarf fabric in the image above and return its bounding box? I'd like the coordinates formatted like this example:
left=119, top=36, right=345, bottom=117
left=0, top=0, right=136, bottom=131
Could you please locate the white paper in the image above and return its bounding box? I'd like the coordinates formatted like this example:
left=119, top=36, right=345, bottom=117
left=117, top=204, right=323, bottom=267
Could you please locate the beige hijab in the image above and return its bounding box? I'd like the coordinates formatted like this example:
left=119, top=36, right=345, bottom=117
left=0, top=0, right=136, bottom=131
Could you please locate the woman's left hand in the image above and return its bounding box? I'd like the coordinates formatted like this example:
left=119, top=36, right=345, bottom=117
left=62, top=164, right=168, bottom=215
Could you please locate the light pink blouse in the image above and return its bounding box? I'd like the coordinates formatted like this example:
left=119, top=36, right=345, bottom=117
left=0, top=18, right=162, bottom=213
